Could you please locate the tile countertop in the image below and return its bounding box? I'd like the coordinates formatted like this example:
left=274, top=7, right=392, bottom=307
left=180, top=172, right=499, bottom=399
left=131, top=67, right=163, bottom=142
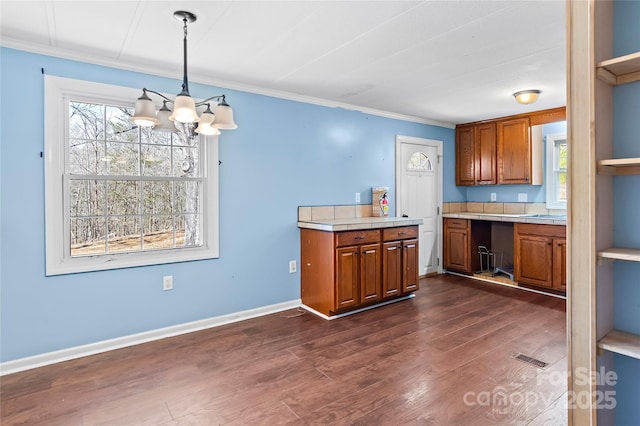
left=298, top=216, right=423, bottom=232
left=443, top=212, right=567, bottom=225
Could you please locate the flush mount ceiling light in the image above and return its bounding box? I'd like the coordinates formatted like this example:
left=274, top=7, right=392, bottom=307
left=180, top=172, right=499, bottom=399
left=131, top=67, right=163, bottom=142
left=132, top=11, right=237, bottom=136
left=513, top=89, right=541, bottom=105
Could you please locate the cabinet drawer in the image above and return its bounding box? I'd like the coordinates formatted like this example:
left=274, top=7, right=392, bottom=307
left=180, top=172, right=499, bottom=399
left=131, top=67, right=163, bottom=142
left=383, top=226, right=418, bottom=242
left=336, top=229, right=380, bottom=247
left=445, top=218, right=469, bottom=230
left=515, top=223, right=565, bottom=238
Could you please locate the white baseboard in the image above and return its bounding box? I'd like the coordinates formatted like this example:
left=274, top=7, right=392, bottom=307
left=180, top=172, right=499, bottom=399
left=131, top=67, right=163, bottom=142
left=301, top=294, right=415, bottom=320
left=0, top=299, right=301, bottom=376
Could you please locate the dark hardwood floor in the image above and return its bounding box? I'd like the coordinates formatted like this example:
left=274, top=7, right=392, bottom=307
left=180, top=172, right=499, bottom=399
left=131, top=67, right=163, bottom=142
left=1, top=274, right=567, bottom=425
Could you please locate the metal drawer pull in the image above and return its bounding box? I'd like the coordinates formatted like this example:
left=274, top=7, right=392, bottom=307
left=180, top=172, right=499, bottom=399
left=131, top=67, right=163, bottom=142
left=355, top=236, right=366, bottom=240
left=398, top=231, right=407, bottom=235
left=365, top=250, right=376, bottom=254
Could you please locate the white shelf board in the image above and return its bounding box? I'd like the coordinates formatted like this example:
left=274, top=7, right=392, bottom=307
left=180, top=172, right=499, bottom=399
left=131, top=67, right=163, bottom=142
left=596, top=51, right=640, bottom=85
left=597, top=248, right=640, bottom=263
left=598, top=329, right=640, bottom=360
left=597, top=157, right=640, bottom=175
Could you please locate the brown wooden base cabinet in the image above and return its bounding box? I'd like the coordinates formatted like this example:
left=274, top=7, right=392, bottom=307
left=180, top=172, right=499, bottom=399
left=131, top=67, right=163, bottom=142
left=443, top=218, right=491, bottom=274
left=514, top=223, right=566, bottom=292
left=301, top=226, right=419, bottom=316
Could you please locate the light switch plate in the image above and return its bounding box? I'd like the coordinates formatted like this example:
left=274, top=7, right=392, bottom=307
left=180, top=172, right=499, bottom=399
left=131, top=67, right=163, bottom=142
left=355, top=192, right=360, bottom=203
left=518, top=193, right=528, bottom=202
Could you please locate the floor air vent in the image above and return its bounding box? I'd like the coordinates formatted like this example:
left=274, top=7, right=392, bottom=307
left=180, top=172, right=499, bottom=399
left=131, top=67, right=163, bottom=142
left=512, top=353, right=549, bottom=369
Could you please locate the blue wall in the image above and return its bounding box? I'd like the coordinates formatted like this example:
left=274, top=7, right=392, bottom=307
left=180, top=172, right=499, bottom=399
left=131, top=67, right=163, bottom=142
left=611, top=1, right=640, bottom=422
left=0, top=47, right=455, bottom=362
left=465, top=121, right=567, bottom=203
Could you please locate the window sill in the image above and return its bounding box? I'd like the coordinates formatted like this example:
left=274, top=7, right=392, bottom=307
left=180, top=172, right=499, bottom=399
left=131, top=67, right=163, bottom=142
left=46, top=246, right=219, bottom=276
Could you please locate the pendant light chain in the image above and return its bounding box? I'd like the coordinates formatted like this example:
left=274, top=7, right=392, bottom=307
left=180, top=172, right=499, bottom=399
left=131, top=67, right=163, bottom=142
left=181, top=16, right=190, bottom=96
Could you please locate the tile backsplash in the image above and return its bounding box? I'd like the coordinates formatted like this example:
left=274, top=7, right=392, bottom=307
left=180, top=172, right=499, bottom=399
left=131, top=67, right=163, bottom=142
left=301, top=202, right=566, bottom=221
left=298, top=204, right=372, bottom=221
left=443, top=202, right=566, bottom=216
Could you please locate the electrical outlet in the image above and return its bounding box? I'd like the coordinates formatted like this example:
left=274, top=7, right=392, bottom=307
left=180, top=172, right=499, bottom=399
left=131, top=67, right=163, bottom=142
left=355, top=192, right=361, bottom=203
left=163, top=275, right=173, bottom=291
left=518, top=193, right=528, bottom=203
left=490, top=192, right=497, bottom=202
left=289, top=260, right=297, bottom=273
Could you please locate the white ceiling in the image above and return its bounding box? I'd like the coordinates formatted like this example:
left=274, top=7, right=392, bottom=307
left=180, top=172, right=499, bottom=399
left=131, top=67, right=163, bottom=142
left=0, top=0, right=566, bottom=126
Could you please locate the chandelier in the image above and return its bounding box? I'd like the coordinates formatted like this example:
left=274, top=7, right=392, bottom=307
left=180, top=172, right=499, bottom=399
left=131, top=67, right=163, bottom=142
left=132, top=11, right=237, bottom=136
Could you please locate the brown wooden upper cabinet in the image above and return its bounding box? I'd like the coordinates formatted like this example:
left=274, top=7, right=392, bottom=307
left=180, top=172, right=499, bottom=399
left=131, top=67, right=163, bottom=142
left=497, top=117, right=531, bottom=184
left=455, top=107, right=564, bottom=186
left=455, top=122, right=496, bottom=186
left=455, top=125, right=475, bottom=186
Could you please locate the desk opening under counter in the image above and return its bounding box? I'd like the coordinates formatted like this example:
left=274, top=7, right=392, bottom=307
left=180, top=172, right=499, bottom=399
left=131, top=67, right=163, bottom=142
left=443, top=215, right=566, bottom=297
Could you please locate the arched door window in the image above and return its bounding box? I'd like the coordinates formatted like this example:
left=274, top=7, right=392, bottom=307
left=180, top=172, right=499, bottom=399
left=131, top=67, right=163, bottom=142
left=406, top=151, right=433, bottom=172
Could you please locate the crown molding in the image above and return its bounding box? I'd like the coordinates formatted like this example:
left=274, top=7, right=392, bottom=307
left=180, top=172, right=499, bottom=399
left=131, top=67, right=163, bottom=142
left=1, top=38, right=455, bottom=129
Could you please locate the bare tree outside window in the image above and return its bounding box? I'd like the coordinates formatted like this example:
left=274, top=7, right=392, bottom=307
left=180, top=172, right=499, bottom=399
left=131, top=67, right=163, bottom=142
left=68, top=101, right=203, bottom=257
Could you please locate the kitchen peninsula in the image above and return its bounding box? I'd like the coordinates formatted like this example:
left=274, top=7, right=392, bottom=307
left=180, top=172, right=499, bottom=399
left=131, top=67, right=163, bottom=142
left=298, top=205, right=422, bottom=318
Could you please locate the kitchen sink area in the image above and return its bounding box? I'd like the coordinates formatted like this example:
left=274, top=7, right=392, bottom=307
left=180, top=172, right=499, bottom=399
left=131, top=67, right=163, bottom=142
left=523, top=214, right=567, bottom=219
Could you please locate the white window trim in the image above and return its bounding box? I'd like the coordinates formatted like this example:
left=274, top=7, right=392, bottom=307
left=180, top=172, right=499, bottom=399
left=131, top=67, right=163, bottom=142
left=545, top=132, right=567, bottom=210
left=44, top=75, right=219, bottom=276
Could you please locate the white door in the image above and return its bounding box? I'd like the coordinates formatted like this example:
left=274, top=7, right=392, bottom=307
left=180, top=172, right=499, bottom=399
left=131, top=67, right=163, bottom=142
left=396, top=136, right=442, bottom=276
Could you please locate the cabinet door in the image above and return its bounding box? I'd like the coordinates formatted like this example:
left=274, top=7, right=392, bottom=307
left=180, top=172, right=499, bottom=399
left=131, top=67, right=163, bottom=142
left=515, top=235, right=553, bottom=287
left=553, top=238, right=567, bottom=292
left=336, top=246, right=359, bottom=310
left=402, top=239, right=419, bottom=292
left=498, top=117, right=531, bottom=184
left=444, top=228, right=469, bottom=272
left=382, top=241, right=402, bottom=297
left=456, top=125, right=475, bottom=186
left=475, top=122, right=497, bottom=185
left=360, top=243, right=382, bottom=303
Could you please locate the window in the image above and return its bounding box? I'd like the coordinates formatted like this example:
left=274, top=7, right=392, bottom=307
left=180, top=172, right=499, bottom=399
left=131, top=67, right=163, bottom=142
left=406, top=151, right=433, bottom=172
left=45, top=76, right=219, bottom=275
left=545, top=133, right=567, bottom=209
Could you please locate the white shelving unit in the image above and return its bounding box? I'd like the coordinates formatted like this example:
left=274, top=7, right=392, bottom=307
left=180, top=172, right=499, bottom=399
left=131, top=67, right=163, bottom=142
left=569, top=2, right=640, bottom=423
left=594, top=51, right=640, bottom=362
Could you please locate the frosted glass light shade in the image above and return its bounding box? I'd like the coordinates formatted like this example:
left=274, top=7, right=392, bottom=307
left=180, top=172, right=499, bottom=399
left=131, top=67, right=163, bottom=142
left=169, top=94, right=199, bottom=123
left=195, top=122, right=221, bottom=136
left=513, top=90, right=541, bottom=105
left=212, top=104, right=237, bottom=129
left=154, top=102, right=176, bottom=132
left=194, top=109, right=220, bottom=135
left=132, top=94, right=159, bottom=127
